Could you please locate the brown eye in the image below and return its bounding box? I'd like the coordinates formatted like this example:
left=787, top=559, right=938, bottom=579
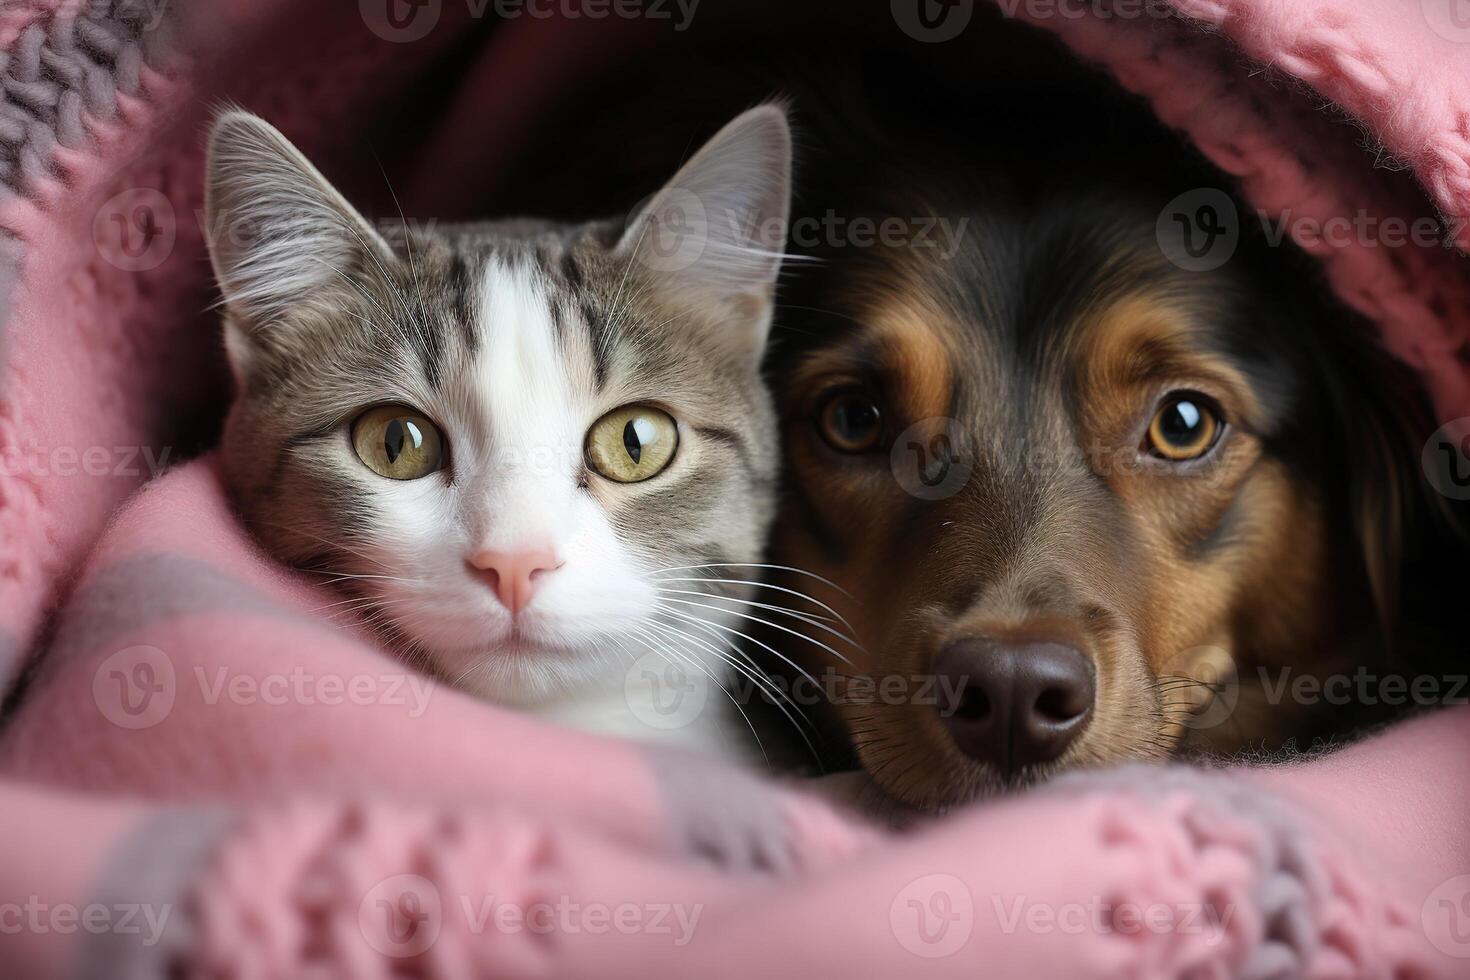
left=818, top=391, right=884, bottom=453
left=352, top=406, right=445, bottom=480
left=586, top=405, right=679, bottom=482
left=1146, top=394, right=1222, bottom=461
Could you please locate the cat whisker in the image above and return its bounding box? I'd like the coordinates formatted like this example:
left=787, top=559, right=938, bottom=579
left=306, top=255, right=403, bottom=336
left=640, top=617, right=808, bottom=726
left=373, top=157, right=435, bottom=338
left=642, top=618, right=819, bottom=762
left=653, top=576, right=852, bottom=630
left=650, top=562, right=854, bottom=599
left=654, top=604, right=836, bottom=686
left=654, top=596, right=860, bottom=663
left=625, top=623, right=769, bottom=764
left=250, top=519, right=396, bottom=571
left=655, top=588, right=855, bottom=646
left=302, top=569, right=423, bottom=588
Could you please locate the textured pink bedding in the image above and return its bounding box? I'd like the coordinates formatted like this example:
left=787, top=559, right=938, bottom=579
left=0, top=1, right=1467, bottom=977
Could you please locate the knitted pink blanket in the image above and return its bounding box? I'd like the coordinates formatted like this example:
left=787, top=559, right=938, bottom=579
left=1, top=2, right=1467, bottom=977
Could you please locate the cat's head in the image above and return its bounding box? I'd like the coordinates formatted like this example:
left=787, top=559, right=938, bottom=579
left=205, top=106, right=791, bottom=705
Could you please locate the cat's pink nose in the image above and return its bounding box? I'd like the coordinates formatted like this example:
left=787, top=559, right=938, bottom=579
left=468, top=547, right=562, bottom=615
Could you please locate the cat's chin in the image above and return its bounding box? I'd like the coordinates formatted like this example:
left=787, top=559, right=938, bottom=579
left=419, top=635, right=632, bottom=709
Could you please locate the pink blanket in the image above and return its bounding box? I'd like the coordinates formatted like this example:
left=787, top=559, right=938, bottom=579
left=1, top=1, right=1467, bottom=976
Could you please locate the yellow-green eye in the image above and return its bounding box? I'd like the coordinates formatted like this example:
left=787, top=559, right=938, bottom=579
left=586, top=405, right=679, bottom=482
left=352, top=406, right=445, bottom=480
left=1146, top=394, right=1222, bottom=461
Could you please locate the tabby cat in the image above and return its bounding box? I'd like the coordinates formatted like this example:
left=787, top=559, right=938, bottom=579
left=204, top=105, right=791, bottom=755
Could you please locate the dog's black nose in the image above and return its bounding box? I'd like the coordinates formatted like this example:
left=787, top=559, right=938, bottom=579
left=933, top=639, right=1095, bottom=776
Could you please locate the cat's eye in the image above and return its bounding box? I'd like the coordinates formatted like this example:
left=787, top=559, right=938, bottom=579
left=586, top=405, right=679, bottom=482
left=1146, top=393, right=1222, bottom=461
left=817, top=390, right=884, bottom=453
left=351, top=405, right=445, bottom=480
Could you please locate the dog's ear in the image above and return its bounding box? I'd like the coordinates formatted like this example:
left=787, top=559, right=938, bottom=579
left=1326, top=334, right=1464, bottom=642
left=1348, top=398, right=1413, bottom=635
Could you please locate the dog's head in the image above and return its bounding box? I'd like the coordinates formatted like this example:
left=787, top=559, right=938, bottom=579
left=770, top=175, right=1441, bottom=809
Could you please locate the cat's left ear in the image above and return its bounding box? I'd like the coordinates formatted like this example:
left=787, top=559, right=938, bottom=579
left=617, top=104, right=792, bottom=360
left=203, top=109, right=395, bottom=377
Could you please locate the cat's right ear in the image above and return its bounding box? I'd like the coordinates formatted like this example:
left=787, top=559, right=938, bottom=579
left=204, top=110, right=392, bottom=372
left=616, top=104, right=792, bottom=361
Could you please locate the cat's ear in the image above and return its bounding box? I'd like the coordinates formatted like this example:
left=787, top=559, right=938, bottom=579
left=617, top=104, right=792, bottom=359
left=203, top=110, right=392, bottom=351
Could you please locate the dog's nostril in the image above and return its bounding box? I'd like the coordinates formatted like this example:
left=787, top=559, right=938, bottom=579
left=933, top=638, right=1096, bottom=777
left=1036, top=683, right=1089, bottom=723
left=954, top=682, right=992, bottom=720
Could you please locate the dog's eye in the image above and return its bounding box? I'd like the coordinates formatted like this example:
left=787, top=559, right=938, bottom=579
left=352, top=406, right=446, bottom=480
left=1146, top=393, right=1222, bottom=461
left=818, top=391, right=883, bottom=453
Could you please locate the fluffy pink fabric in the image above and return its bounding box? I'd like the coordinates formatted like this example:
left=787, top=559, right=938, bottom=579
left=0, top=1, right=1467, bottom=977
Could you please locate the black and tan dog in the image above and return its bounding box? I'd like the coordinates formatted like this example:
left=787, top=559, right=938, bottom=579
left=766, top=94, right=1466, bottom=811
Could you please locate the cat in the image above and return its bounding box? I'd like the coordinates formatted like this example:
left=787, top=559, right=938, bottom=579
left=203, top=105, right=792, bottom=757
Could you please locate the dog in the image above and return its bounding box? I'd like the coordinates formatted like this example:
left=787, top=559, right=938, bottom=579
left=762, top=95, right=1467, bottom=811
